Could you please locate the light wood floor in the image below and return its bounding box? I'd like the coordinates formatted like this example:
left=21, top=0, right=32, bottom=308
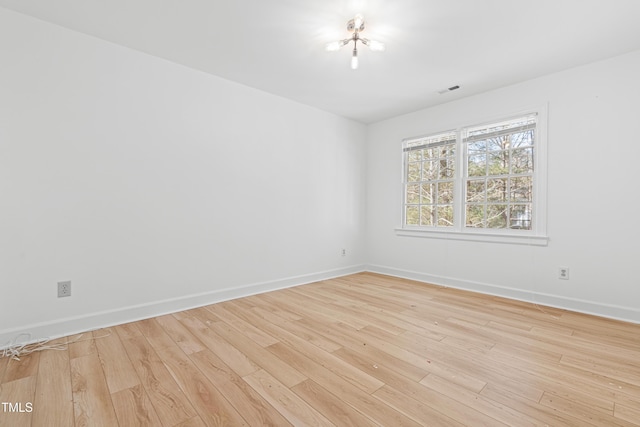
left=1, top=273, right=639, bottom=426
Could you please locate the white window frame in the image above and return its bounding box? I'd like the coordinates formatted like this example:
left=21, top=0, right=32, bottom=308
left=396, top=106, right=548, bottom=246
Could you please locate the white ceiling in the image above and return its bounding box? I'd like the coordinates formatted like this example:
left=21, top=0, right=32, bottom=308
left=2, top=0, right=640, bottom=123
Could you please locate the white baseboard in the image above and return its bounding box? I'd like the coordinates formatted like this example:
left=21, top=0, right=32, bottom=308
left=4, top=263, right=637, bottom=350
left=366, top=264, right=640, bottom=325
left=0, top=265, right=366, bottom=350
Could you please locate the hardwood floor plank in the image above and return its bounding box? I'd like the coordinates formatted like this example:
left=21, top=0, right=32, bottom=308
left=174, top=417, right=208, bottom=427
left=250, top=305, right=297, bottom=327
left=559, top=353, right=640, bottom=388
left=0, top=376, right=36, bottom=427
left=372, top=384, right=466, bottom=427
left=94, top=328, right=140, bottom=394
left=111, top=384, right=163, bottom=427
left=189, top=349, right=293, bottom=427
left=156, top=314, right=206, bottom=355
left=483, top=340, right=640, bottom=408
left=253, top=292, right=318, bottom=322
left=296, top=316, right=432, bottom=382
left=32, top=340, right=74, bottom=427
left=267, top=316, right=342, bottom=353
left=136, top=318, right=179, bottom=353
left=176, top=315, right=261, bottom=377
left=71, top=353, right=119, bottom=427
left=420, top=373, right=542, bottom=427
left=418, top=334, right=546, bottom=402
left=204, top=319, right=307, bottom=388
left=480, top=383, right=586, bottom=427
left=152, top=343, right=249, bottom=426
left=381, top=373, right=510, bottom=427
left=0, top=354, right=8, bottom=383
left=561, top=312, right=640, bottom=343
left=284, top=290, right=371, bottom=330
left=300, top=286, right=409, bottom=335
left=331, top=345, right=423, bottom=390
left=339, top=321, right=435, bottom=372
left=615, top=403, right=640, bottom=425
left=243, top=369, right=334, bottom=427
left=291, top=379, right=378, bottom=427
left=540, top=391, right=638, bottom=427
left=543, top=386, right=614, bottom=414
left=250, top=319, right=385, bottom=394
left=121, top=335, right=197, bottom=427
left=204, top=304, right=280, bottom=348
left=183, top=307, right=224, bottom=324
left=333, top=276, right=437, bottom=308
left=1, top=352, right=39, bottom=383
left=267, top=341, right=423, bottom=427
left=361, top=326, right=488, bottom=393
left=113, top=321, right=144, bottom=340
left=67, top=332, right=98, bottom=359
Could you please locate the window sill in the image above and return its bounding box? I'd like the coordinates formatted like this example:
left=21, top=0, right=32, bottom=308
left=394, top=227, right=549, bottom=246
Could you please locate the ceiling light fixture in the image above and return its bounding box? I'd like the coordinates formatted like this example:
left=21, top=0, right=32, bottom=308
left=325, top=14, right=385, bottom=70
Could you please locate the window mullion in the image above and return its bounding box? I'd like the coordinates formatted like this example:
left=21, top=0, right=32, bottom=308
left=454, top=129, right=465, bottom=231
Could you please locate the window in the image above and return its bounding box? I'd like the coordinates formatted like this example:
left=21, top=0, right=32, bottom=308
left=399, top=110, right=547, bottom=245
left=404, top=132, right=456, bottom=227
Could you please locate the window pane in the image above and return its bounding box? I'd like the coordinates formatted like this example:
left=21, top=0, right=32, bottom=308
left=407, top=162, right=421, bottom=182
left=422, top=160, right=437, bottom=180
left=420, top=206, right=434, bottom=226
left=423, top=147, right=434, bottom=159
left=466, top=205, right=485, bottom=228
left=468, top=153, right=486, bottom=177
left=511, top=147, right=533, bottom=174
left=439, top=158, right=455, bottom=178
left=510, top=176, right=532, bottom=202
left=510, top=204, right=532, bottom=230
left=438, top=181, right=454, bottom=204
left=437, top=144, right=455, bottom=158
left=466, top=179, right=485, bottom=203
left=406, top=206, right=419, bottom=225
left=511, top=130, right=534, bottom=148
left=487, top=204, right=508, bottom=228
left=486, top=178, right=507, bottom=202
left=406, top=184, right=420, bottom=204
left=408, top=149, right=422, bottom=162
left=487, top=137, right=507, bottom=152
left=437, top=206, right=454, bottom=227
left=488, top=150, right=509, bottom=175
left=421, top=183, right=434, bottom=204
left=467, top=140, right=486, bottom=153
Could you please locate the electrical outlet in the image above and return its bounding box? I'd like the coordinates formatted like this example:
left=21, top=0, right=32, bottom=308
left=58, top=280, right=71, bottom=297
left=341, top=248, right=346, bottom=256
left=558, top=267, right=570, bottom=280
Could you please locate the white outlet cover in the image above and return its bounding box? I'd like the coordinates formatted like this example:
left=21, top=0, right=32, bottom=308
left=558, top=267, right=569, bottom=280
left=58, top=280, right=72, bottom=297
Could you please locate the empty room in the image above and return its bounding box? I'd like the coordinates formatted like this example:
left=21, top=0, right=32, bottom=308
left=1, top=1, right=639, bottom=426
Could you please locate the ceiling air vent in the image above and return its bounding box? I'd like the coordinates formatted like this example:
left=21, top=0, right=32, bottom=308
left=437, top=85, right=460, bottom=95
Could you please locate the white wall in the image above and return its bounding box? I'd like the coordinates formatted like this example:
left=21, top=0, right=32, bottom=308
left=366, top=49, right=640, bottom=323
left=0, top=8, right=366, bottom=344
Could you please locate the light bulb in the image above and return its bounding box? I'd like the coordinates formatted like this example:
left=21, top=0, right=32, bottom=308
left=354, top=14, right=364, bottom=30
left=351, top=49, right=358, bottom=69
